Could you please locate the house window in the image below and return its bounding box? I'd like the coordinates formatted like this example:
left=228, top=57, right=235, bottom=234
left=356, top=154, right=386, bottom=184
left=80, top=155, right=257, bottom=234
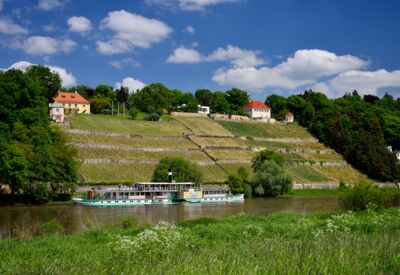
left=83, top=105, right=85, bottom=107
left=56, top=109, right=59, bottom=113
left=75, top=104, right=77, bottom=107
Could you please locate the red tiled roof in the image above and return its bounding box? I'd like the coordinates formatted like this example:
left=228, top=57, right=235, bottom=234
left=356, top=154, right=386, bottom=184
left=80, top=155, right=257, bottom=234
left=286, top=112, right=294, bottom=116
left=54, top=92, right=89, bottom=104
left=244, top=100, right=270, bottom=110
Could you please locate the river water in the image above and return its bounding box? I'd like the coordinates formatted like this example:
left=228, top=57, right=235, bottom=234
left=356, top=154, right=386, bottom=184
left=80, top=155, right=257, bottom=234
left=0, top=196, right=399, bottom=237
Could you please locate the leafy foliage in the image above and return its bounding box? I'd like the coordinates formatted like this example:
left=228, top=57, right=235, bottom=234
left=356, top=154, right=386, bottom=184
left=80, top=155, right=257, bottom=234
left=340, top=180, right=393, bottom=211
left=152, top=157, right=203, bottom=183
left=225, top=166, right=252, bottom=197
left=251, top=160, right=293, bottom=196
left=0, top=66, right=78, bottom=203
left=252, top=150, right=284, bottom=171
left=267, top=89, right=400, bottom=182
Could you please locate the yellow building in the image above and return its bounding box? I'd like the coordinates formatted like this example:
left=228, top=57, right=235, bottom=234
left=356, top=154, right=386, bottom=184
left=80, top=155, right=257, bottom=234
left=54, top=92, right=90, bottom=114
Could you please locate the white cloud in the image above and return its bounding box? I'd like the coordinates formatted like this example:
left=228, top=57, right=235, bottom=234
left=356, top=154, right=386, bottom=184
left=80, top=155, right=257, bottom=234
left=96, top=10, right=172, bottom=55
left=67, top=16, right=92, bottom=33
left=186, top=25, right=195, bottom=33
left=206, top=45, right=266, bottom=68
left=167, top=47, right=203, bottom=63
left=110, top=57, right=140, bottom=69
left=38, top=0, right=69, bottom=11
left=114, top=77, right=146, bottom=93
left=8, top=61, right=77, bottom=87
left=212, top=49, right=368, bottom=91
left=21, top=36, right=76, bottom=55
left=313, top=69, right=400, bottom=97
left=166, top=45, right=265, bottom=68
left=145, top=0, right=241, bottom=11
left=43, top=24, right=56, bottom=32
left=0, top=18, right=29, bottom=34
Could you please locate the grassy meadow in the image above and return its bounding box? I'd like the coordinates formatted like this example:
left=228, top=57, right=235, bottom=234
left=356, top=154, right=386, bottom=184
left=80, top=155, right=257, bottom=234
left=174, top=116, right=233, bottom=136
left=1, top=208, right=399, bottom=274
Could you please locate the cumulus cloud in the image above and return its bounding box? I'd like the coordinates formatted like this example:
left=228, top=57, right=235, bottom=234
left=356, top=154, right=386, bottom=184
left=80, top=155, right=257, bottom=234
left=0, top=18, right=29, bottom=34
left=145, top=0, right=241, bottom=11
left=7, top=60, right=77, bottom=87
left=166, top=45, right=265, bottom=68
left=212, top=49, right=368, bottom=91
left=313, top=69, right=400, bottom=97
left=167, top=47, right=203, bottom=63
left=21, top=36, right=76, bottom=55
left=96, top=10, right=172, bottom=55
left=186, top=25, right=195, bottom=33
left=38, top=0, right=69, bottom=11
left=114, top=77, right=146, bottom=93
left=110, top=58, right=140, bottom=69
left=67, top=16, right=91, bottom=33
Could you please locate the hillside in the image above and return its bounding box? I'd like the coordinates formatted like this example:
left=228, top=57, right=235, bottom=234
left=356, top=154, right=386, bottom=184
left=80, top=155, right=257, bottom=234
left=65, top=114, right=368, bottom=184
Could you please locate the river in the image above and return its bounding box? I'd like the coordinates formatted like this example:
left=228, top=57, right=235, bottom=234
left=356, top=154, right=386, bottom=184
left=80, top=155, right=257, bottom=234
left=1, top=195, right=399, bottom=238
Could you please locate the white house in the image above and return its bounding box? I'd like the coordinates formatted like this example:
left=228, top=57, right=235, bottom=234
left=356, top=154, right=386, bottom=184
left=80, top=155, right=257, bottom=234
left=244, top=100, right=271, bottom=120
left=198, top=105, right=210, bottom=115
left=285, top=112, right=294, bottom=123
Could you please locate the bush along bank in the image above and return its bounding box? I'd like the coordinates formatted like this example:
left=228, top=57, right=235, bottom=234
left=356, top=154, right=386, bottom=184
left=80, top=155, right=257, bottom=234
left=0, top=208, right=399, bottom=274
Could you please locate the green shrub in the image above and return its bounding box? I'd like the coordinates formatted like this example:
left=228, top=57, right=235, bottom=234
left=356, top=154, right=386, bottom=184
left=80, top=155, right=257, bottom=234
left=340, top=180, right=393, bottom=211
left=252, top=150, right=284, bottom=171
left=251, top=160, right=292, bottom=196
left=128, top=107, right=140, bottom=120
left=144, top=113, right=160, bottom=121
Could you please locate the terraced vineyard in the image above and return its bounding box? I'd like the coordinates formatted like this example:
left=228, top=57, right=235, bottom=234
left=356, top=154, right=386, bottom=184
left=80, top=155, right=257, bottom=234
left=66, top=114, right=369, bottom=184
left=285, top=166, right=333, bottom=183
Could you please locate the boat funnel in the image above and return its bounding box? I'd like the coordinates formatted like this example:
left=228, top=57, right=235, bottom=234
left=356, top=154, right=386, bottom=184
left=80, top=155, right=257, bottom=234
left=168, top=168, right=173, bottom=183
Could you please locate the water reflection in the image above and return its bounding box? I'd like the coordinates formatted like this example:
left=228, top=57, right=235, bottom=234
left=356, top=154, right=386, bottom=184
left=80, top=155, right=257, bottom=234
left=0, top=195, right=398, bottom=236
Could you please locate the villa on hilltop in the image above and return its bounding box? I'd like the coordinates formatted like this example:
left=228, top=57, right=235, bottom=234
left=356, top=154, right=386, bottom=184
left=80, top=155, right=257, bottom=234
left=53, top=91, right=90, bottom=115
left=244, top=100, right=276, bottom=124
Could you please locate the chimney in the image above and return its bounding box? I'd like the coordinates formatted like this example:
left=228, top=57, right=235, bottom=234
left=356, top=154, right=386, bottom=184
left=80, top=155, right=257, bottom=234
left=75, top=91, right=78, bottom=94
left=168, top=168, right=173, bottom=183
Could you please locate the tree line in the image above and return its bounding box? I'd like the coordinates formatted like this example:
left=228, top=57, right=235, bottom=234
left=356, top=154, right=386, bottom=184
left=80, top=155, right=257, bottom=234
left=69, top=83, right=250, bottom=117
left=266, top=90, right=400, bottom=182
left=0, top=66, right=78, bottom=203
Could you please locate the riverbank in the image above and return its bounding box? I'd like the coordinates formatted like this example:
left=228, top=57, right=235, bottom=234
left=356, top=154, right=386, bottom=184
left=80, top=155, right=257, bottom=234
left=0, top=208, right=399, bottom=274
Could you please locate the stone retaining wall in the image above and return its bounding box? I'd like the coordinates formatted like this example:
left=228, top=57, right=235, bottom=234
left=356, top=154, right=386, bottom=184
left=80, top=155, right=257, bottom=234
left=65, top=129, right=186, bottom=140
left=68, top=142, right=201, bottom=152
left=171, top=112, right=207, bottom=117
left=82, top=158, right=214, bottom=165
left=286, top=161, right=348, bottom=167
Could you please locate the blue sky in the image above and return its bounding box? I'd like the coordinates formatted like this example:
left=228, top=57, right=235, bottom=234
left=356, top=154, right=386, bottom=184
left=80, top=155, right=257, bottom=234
left=1, top=0, right=399, bottom=100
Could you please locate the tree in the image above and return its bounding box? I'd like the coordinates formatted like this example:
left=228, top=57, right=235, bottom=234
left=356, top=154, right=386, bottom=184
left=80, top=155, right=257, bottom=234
left=225, top=166, right=252, bottom=197
left=152, top=157, right=203, bottom=183
left=195, top=89, right=213, bottom=106
left=68, top=85, right=95, bottom=99
left=265, top=94, right=287, bottom=119
left=252, top=150, right=284, bottom=171
left=225, top=88, right=249, bottom=113
left=128, top=107, right=140, bottom=120
left=25, top=65, right=61, bottom=102
left=251, top=160, right=292, bottom=197
left=363, top=94, right=380, bottom=105
left=115, top=86, right=129, bottom=104
left=0, top=66, right=78, bottom=203
left=211, top=92, right=230, bottom=114
left=95, top=84, right=116, bottom=102
left=0, top=141, right=28, bottom=195
left=90, top=94, right=112, bottom=114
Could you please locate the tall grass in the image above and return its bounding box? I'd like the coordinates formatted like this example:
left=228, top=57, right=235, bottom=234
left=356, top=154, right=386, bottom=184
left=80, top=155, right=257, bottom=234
left=1, top=208, right=399, bottom=274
